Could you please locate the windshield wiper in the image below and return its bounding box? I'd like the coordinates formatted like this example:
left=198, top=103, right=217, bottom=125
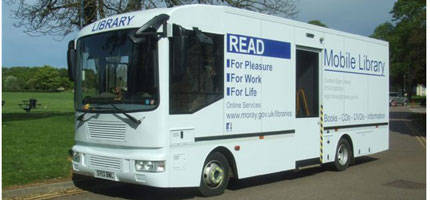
left=76, top=111, right=88, bottom=121
left=77, top=103, right=144, bottom=125
left=109, top=104, right=143, bottom=125
left=77, top=111, right=87, bottom=121
left=77, top=104, right=100, bottom=121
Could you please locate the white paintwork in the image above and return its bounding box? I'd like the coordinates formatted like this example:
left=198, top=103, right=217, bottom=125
left=72, top=5, right=389, bottom=188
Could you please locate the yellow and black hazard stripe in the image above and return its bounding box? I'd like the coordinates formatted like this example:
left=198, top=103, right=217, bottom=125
left=320, top=105, right=324, bottom=163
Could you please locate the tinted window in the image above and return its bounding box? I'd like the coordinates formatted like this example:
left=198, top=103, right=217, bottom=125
left=169, top=28, right=224, bottom=114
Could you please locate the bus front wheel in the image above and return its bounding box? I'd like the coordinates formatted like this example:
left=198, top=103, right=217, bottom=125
left=198, top=152, right=230, bottom=197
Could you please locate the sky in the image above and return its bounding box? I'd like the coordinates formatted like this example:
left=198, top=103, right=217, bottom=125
left=2, top=0, right=397, bottom=68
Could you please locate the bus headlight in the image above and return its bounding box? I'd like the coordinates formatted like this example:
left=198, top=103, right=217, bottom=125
left=73, top=152, right=81, bottom=163
left=135, top=160, right=165, bottom=172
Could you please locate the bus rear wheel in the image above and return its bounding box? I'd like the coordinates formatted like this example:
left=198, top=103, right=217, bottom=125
left=333, top=138, right=352, bottom=171
left=198, top=152, right=230, bottom=197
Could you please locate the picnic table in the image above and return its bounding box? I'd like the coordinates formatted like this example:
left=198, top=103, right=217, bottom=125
left=18, top=98, right=42, bottom=112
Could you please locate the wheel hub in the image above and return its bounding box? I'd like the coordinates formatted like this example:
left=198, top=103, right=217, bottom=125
left=337, top=144, right=348, bottom=165
left=203, top=161, right=224, bottom=188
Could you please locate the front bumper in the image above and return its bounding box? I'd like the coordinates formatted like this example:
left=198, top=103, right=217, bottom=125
left=72, top=144, right=169, bottom=188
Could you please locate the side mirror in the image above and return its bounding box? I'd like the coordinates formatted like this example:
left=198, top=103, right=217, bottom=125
left=67, top=40, right=77, bottom=81
left=130, top=14, right=170, bottom=43
left=136, top=14, right=169, bottom=37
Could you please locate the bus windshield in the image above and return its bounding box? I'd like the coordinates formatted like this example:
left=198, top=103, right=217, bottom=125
left=76, top=29, right=159, bottom=112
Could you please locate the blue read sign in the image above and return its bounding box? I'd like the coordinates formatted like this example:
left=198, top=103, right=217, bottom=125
left=227, top=34, right=291, bottom=59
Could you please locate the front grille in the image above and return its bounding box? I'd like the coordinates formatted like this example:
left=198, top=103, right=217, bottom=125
left=88, top=155, right=122, bottom=171
left=87, top=121, right=126, bottom=142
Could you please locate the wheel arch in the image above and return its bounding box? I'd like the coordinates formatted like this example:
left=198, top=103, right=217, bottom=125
left=207, top=146, right=238, bottom=179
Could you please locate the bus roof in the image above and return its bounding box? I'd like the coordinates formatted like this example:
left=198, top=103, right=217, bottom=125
left=78, top=5, right=388, bottom=46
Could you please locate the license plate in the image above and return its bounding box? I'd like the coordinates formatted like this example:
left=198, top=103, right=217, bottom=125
left=95, top=170, right=116, bottom=181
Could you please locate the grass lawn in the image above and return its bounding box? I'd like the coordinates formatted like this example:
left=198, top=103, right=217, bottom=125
left=2, top=91, right=75, bottom=188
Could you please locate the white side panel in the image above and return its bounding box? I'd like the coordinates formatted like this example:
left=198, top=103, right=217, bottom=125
left=295, top=27, right=324, bottom=49
left=260, top=20, right=295, bottom=132
left=365, top=42, right=390, bottom=120
left=322, top=125, right=389, bottom=163
left=322, top=33, right=389, bottom=127
left=168, top=100, right=224, bottom=139
left=342, top=38, right=369, bottom=122
left=295, top=118, right=320, bottom=160
left=168, top=144, right=212, bottom=187
left=233, top=136, right=296, bottom=178
left=223, top=13, right=262, bottom=135
left=321, top=34, right=345, bottom=125
left=168, top=134, right=297, bottom=187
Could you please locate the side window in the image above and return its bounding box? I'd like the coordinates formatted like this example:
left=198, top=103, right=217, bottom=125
left=169, top=28, right=224, bottom=114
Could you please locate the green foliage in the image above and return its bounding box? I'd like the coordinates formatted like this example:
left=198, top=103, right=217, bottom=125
left=371, top=0, right=426, bottom=96
left=308, top=20, right=327, bottom=28
left=2, top=92, right=75, bottom=188
left=391, top=0, right=425, bottom=22
left=371, top=22, right=394, bottom=40
left=3, top=67, right=38, bottom=90
left=2, top=65, right=74, bottom=92
left=58, top=68, right=70, bottom=78
left=4, top=76, right=19, bottom=91
left=33, top=66, right=62, bottom=91
left=60, top=77, right=73, bottom=90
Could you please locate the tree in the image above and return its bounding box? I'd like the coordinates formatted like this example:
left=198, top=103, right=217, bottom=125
left=308, top=20, right=327, bottom=28
left=57, top=68, right=74, bottom=89
left=59, top=77, right=74, bottom=90
left=2, top=66, right=74, bottom=91
left=370, top=22, right=393, bottom=40
left=371, top=22, right=403, bottom=89
left=25, top=78, right=37, bottom=91
left=4, top=75, right=19, bottom=91
left=3, top=66, right=39, bottom=90
left=8, top=0, right=298, bottom=38
left=58, top=68, right=70, bottom=79
left=2, top=68, right=8, bottom=88
left=371, top=0, right=425, bottom=98
left=33, top=65, right=62, bottom=91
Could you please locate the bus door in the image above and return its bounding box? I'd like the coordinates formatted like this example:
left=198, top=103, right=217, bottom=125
left=295, top=47, right=322, bottom=162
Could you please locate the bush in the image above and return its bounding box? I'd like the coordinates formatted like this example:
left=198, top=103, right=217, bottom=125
left=2, top=66, right=73, bottom=92
left=4, top=75, right=19, bottom=91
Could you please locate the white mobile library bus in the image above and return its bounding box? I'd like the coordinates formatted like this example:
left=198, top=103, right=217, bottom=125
left=68, top=5, right=389, bottom=196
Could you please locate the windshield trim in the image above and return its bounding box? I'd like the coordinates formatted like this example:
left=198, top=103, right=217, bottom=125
left=77, top=103, right=159, bottom=114
left=75, top=28, right=160, bottom=113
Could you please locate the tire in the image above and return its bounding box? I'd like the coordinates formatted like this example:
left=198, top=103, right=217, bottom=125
left=198, top=152, right=230, bottom=197
left=333, top=138, right=352, bottom=171
left=403, top=100, right=408, bottom=106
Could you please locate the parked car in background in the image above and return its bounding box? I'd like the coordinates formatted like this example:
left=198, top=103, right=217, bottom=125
left=389, top=92, right=408, bottom=106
